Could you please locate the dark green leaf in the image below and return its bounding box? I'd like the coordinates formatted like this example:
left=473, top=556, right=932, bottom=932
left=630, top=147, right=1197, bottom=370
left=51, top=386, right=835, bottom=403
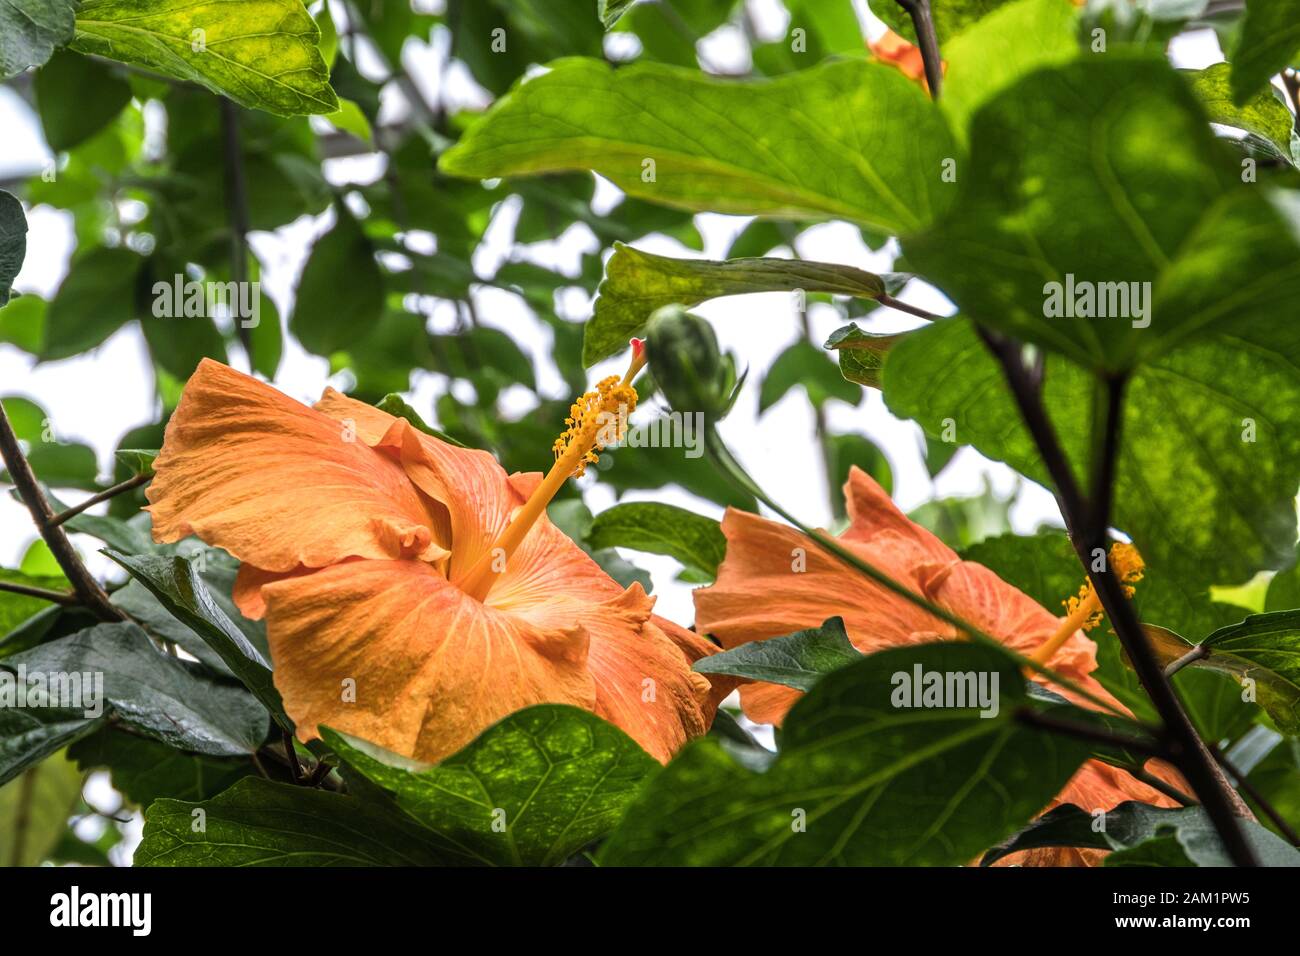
left=320, top=704, right=658, bottom=866
left=35, top=50, right=134, bottom=151
left=585, top=501, right=726, bottom=582
left=0, top=704, right=106, bottom=788
left=0, top=192, right=27, bottom=307
left=104, top=550, right=288, bottom=731
left=600, top=642, right=1093, bottom=865
left=42, top=246, right=143, bottom=360
left=69, top=728, right=252, bottom=807
left=693, top=617, right=859, bottom=691
left=291, top=202, right=384, bottom=354
left=760, top=339, right=861, bottom=412
left=134, top=776, right=449, bottom=866
left=0, top=0, right=76, bottom=78
left=6, top=621, right=268, bottom=755
left=984, top=801, right=1300, bottom=866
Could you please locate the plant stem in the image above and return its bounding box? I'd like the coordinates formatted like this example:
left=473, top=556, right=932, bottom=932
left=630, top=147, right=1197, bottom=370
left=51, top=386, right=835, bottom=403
left=48, top=472, right=151, bottom=528
left=0, top=579, right=77, bottom=604
left=1209, top=743, right=1300, bottom=847
left=219, top=98, right=254, bottom=364
left=0, top=405, right=122, bottom=621
left=1127, top=766, right=1196, bottom=808
left=1163, top=643, right=1209, bottom=678
left=895, top=0, right=943, bottom=98
left=1013, top=707, right=1163, bottom=758
left=977, top=327, right=1259, bottom=866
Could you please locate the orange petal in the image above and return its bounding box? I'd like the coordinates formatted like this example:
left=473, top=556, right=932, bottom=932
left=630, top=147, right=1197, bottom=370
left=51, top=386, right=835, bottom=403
left=842, top=466, right=958, bottom=570
left=147, top=360, right=448, bottom=572
left=261, top=558, right=596, bottom=763
left=232, top=563, right=313, bottom=620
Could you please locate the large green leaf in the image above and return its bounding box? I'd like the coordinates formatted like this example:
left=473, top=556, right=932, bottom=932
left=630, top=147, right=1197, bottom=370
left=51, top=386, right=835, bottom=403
left=0, top=0, right=76, bottom=78
left=940, top=0, right=1079, bottom=140
left=0, top=752, right=82, bottom=866
left=585, top=501, right=726, bottom=583
left=600, top=642, right=1093, bottom=865
left=905, top=56, right=1300, bottom=372
left=71, top=0, right=338, bottom=116
left=586, top=242, right=885, bottom=364
left=105, top=551, right=288, bottom=730
left=441, top=57, right=956, bottom=235
left=135, top=776, right=449, bottom=866
left=42, top=246, right=143, bottom=360
left=320, top=705, right=658, bottom=866
left=693, top=617, right=860, bottom=691
left=1230, top=0, right=1300, bottom=106
left=984, top=801, right=1300, bottom=866
left=0, top=192, right=27, bottom=308
left=883, top=318, right=1300, bottom=598
left=69, top=728, right=253, bottom=808
left=35, top=50, right=134, bottom=152
left=5, top=622, right=268, bottom=756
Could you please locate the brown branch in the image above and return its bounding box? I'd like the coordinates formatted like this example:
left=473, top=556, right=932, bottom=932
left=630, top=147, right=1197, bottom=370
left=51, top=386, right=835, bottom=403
left=1209, top=743, right=1300, bottom=847
left=978, top=327, right=1259, bottom=866
left=48, top=472, right=150, bottom=528
left=0, top=405, right=122, bottom=621
left=0, top=579, right=77, bottom=605
left=1014, top=707, right=1165, bottom=759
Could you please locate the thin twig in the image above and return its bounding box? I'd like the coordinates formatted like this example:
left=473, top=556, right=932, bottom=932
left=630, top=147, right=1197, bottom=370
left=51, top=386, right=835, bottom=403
left=48, top=472, right=151, bottom=528
left=0, top=405, right=122, bottom=621
left=877, top=292, right=940, bottom=320
left=1163, top=643, right=1209, bottom=679
left=282, top=729, right=304, bottom=784
left=0, top=579, right=77, bottom=605
left=977, top=327, right=1259, bottom=866
left=1127, top=766, right=1197, bottom=808
left=1014, top=707, right=1165, bottom=758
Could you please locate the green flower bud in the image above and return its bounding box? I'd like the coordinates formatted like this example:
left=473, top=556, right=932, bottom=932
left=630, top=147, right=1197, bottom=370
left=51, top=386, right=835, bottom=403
left=643, top=305, right=742, bottom=421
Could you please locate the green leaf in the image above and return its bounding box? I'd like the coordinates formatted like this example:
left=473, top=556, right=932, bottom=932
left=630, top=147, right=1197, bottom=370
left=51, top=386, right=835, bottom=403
left=135, top=776, right=449, bottom=866
left=114, top=448, right=158, bottom=477
left=1230, top=0, right=1300, bottom=106
left=71, top=0, right=339, bottom=116
left=0, top=294, right=44, bottom=352
left=0, top=704, right=106, bottom=788
left=600, top=642, right=1093, bottom=865
left=0, top=192, right=27, bottom=307
left=984, top=801, right=1300, bottom=867
left=441, top=58, right=956, bottom=236
left=760, top=339, right=861, bottom=412
left=585, top=501, right=726, bottom=582
left=824, top=323, right=908, bottom=390
left=940, top=0, right=1080, bottom=141
left=35, top=50, right=134, bottom=152
left=1145, top=612, right=1300, bottom=735
left=69, top=728, right=252, bottom=807
left=290, top=202, right=384, bottom=354
left=6, top=622, right=269, bottom=755
left=905, top=55, right=1300, bottom=372
left=0, top=0, right=76, bottom=78
left=103, top=551, right=288, bottom=731
left=1189, top=62, right=1297, bottom=164
left=598, top=0, right=637, bottom=29
left=373, top=394, right=466, bottom=447
left=692, top=617, right=860, bottom=691
left=873, top=0, right=1018, bottom=44
left=0, top=752, right=83, bottom=866
left=883, top=318, right=1300, bottom=601
left=42, top=246, right=143, bottom=360
left=586, top=242, right=885, bottom=365
left=320, top=705, right=659, bottom=866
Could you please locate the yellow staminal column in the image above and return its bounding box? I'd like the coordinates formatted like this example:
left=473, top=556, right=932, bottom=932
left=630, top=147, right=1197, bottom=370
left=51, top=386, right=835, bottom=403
left=1026, top=543, right=1145, bottom=669
left=458, top=342, right=646, bottom=602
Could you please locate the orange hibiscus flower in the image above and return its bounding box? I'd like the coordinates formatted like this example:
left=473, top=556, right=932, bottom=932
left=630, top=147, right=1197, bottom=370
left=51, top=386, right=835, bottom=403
left=146, top=354, right=724, bottom=764
left=694, top=467, right=1179, bottom=865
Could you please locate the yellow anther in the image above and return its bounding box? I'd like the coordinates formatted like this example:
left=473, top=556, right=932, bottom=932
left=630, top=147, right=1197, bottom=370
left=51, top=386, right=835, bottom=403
left=1027, top=543, right=1145, bottom=669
